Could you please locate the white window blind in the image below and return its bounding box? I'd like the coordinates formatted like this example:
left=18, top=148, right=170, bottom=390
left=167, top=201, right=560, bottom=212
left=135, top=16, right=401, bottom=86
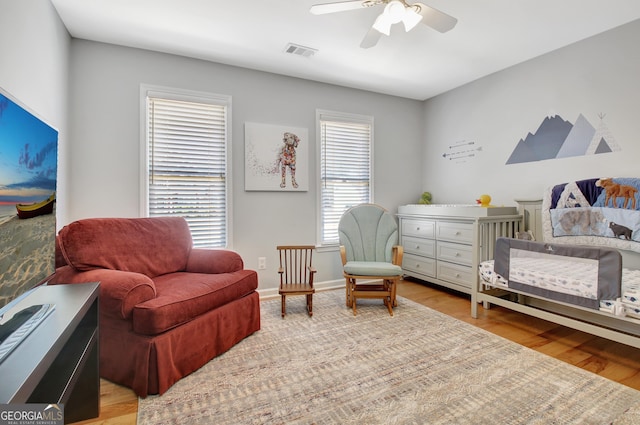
left=319, top=111, right=373, bottom=245
left=144, top=91, right=229, bottom=248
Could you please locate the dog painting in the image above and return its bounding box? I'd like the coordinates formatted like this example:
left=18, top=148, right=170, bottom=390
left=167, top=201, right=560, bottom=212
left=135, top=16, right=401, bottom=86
left=277, top=132, right=300, bottom=188
left=244, top=122, right=308, bottom=191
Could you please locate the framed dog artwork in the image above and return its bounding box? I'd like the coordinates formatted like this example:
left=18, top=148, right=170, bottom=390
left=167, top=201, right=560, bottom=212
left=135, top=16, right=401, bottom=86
left=244, top=122, right=309, bottom=191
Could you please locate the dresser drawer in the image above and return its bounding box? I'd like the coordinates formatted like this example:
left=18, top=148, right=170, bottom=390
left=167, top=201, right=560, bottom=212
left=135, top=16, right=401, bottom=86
left=402, top=253, right=436, bottom=278
left=401, top=219, right=435, bottom=238
left=436, top=221, right=473, bottom=244
left=436, top=261, right=473, bottom=288
left=402, top=236, right=436, bottom=257
left=436, top=241, right=473, bottom=266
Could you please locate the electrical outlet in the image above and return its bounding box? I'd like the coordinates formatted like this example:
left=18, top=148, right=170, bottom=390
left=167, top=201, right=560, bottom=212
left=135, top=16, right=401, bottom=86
left=258, top=257, right=266, bottom=270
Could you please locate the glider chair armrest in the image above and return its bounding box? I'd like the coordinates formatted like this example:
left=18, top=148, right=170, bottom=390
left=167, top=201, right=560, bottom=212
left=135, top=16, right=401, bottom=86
left=340, top=245, right=403, bottom=268
left=186, top=248, right=244, bottom=274
left=392, top=245, right=404, bottom=267
left=340, top=245, right=348, bottom=266
left=50, top=266, right=157, bottom=320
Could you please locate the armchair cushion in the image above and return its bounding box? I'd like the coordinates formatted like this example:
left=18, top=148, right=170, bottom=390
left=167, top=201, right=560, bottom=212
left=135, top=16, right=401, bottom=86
left=343, top=261, right=402, bottom=277
left=133, top=269, right=258, bottom=335
left=58, top=217, right=192, bottom=277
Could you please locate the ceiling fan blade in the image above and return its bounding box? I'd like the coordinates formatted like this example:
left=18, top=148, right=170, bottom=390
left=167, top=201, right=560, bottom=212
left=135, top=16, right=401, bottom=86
left=414, top=3, right=458, bottom=33
left=310, top=0, right=378, bottom=15
left=360, top=26, right=382, bottom=49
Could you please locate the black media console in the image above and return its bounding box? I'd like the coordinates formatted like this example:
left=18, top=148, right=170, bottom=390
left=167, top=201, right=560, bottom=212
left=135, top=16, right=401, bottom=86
left=0, top=282, right=99, bottom=423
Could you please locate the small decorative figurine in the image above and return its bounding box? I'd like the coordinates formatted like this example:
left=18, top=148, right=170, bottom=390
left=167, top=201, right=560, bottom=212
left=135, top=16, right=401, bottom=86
left=476, top=194, right=491, bottom=207
left=418, top=192, right=432, bottom=205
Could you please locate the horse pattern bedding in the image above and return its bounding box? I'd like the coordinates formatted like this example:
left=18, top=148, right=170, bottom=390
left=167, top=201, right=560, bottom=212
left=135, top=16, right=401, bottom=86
left=543, top=177, right=640, bottom=253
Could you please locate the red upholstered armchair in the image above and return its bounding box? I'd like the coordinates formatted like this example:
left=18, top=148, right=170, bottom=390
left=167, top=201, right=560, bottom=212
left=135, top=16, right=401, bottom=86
left=49, top=217, right=260, bottom=397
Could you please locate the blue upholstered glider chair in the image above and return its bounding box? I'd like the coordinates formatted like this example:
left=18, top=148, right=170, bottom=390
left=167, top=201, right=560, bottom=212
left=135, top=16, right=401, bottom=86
left=339, top=204, right=404, bottom=316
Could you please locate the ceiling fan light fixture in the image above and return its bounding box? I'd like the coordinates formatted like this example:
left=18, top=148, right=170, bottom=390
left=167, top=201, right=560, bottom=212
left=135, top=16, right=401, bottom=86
left=373, top=1, right=423, bottom=35
left=386, top=1, right=406, bottom=23
left=309, top=0, right=458, bottom=49
left=373, top=1, right=406, bottom=35
left=372, top=13, right=393, bottom=36
left=402, top=6, right=423, bottom=32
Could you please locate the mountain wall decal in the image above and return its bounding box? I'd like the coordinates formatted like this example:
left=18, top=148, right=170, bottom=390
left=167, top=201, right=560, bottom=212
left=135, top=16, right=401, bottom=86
left=506, top=114, right=620, bottom=164
left=556, top=114, right=595, bottom=158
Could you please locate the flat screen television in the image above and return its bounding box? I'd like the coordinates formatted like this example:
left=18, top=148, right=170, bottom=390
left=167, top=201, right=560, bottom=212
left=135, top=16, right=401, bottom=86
left=0, top=87, right=58, bottom=310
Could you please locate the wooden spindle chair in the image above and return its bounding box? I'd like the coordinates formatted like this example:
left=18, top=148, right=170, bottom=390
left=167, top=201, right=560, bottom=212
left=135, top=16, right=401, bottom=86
left=277, top=245, right=316, bottom=317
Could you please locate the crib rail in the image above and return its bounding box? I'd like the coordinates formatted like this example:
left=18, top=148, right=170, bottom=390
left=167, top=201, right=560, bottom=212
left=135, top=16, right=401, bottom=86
left=477, top=217, right=523, bottom=262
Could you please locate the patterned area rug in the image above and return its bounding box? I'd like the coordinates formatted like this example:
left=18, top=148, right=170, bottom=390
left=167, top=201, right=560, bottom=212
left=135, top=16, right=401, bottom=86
left=137, top=290, right=640, bottom=424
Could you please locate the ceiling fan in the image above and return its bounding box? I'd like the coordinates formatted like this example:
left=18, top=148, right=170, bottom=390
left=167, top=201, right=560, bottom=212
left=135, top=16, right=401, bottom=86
left=310, top=0, right=458, bottom=48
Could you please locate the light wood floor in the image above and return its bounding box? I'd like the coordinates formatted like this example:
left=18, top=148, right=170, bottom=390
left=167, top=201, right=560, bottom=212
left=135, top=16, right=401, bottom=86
left=71, top=279, right=640, bottom=424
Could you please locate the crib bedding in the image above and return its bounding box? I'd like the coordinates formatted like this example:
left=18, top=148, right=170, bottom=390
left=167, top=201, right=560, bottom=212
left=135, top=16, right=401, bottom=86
left=543, top=177, right=640, bottom=254
left=485, top=237, right=622, bottom=310
left=480, top=260, right=640, bottom=315
left=479, top=258, right=598, bottom=299
left=617, top=269, right=640, bottom=318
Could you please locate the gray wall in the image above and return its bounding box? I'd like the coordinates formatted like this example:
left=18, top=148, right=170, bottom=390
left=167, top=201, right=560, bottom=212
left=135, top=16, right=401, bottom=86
left=422, top=19, right=640, bottom=207
left=0, top=0, right=70, bottom=224
left=67, top=40, right=424, bottom=293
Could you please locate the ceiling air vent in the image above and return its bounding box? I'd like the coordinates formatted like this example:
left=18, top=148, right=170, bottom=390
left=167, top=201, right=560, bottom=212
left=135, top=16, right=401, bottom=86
left=284, top=43, right=317, bottom=58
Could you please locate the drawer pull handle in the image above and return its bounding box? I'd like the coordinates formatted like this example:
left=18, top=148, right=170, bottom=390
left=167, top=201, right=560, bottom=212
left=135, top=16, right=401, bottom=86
left=455, top=252, right=461, bottom=257
left=455, top=231, right=461, bottom=235
left=455, top=273, right=461, bottom=277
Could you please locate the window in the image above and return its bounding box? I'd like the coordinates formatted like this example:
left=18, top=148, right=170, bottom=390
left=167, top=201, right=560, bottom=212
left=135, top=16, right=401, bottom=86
left=141, top=86, right=231, bottom=248
left=317, top=110, right=373, bottom=246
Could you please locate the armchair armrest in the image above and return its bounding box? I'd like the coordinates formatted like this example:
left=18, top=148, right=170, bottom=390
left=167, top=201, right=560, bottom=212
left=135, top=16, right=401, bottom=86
left=186, top=248, right=245, bottom=274
left=50, top=266, right=156, bottom=320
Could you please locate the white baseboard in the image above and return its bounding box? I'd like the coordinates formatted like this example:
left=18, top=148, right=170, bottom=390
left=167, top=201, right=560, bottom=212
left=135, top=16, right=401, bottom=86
left=258, top=279, right=345, bottom=300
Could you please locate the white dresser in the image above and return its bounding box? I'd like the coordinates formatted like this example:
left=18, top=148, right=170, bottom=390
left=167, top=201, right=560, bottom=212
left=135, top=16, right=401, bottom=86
left=397, top=205, right=522, bottom=294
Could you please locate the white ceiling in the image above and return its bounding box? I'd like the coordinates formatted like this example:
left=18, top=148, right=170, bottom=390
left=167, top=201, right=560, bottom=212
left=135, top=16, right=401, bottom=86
left=50, top=0, right=640, bottom=100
